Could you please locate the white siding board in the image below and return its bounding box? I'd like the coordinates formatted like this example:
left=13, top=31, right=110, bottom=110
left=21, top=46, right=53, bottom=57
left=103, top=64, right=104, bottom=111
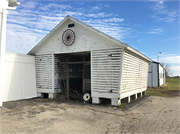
left=92, top=48, right=122, bottom=99
left=159, top=64, right=164, bottom=86
left=120, top=49, right=149, bottom=98
left=35, top=54, right=52, bottom=90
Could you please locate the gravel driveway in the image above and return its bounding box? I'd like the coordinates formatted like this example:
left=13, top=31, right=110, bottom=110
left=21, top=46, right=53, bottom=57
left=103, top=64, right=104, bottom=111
left=0, top=96, right=179, bottom=134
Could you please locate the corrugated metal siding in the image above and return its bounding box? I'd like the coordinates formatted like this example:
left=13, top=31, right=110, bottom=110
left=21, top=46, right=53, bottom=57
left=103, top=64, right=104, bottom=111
left=147, top=62, right=165, bottom=87
left=92, top=48, right=122, bottom=94
left=35, top=54, right=52, bottom=89
left=121, top=49, right=149, bottom=94
left=148, top=63, right=152, bottom=87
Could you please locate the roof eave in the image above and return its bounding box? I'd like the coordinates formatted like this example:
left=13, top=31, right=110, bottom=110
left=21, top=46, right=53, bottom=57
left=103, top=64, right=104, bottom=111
left=68, top=16, right=128, bottom=48
left=126, top=46, right=152, bottom=62
left=152, top=61, right=165, bottom=69
left=27, top=15, right=152, bottom=62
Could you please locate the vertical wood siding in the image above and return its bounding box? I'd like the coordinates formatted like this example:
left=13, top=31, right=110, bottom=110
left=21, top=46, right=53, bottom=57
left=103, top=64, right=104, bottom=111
left=120, top=49, right=149, bottom=96
left=35, top=54, right=52, bottom=89
left=92, top=48, right=122, bottom=95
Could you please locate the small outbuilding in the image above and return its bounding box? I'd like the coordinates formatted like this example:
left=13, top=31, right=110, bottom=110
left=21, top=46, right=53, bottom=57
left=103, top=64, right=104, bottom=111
left=148, top=61, right=166, bottom=87
left=28, top=15, right=152, bottom=106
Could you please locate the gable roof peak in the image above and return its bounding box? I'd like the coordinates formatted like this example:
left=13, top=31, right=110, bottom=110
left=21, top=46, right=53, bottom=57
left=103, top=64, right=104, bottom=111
left=27, top=15, right=152, bottom=62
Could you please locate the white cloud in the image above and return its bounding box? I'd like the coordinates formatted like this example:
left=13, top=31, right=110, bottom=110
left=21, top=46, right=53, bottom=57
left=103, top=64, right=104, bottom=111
left=83, top=18, right=130, bottom=41
left=137, top=39, right=142, bottom=42
left=148, top=28, right=164, bottom=34
left=171, top=66, right=180, bottom=76
left=103, top=18, right=124, bottom=22
left=91, top=6, right=101, bottom=11
left=6, top=23, right=48, bottom=54
left=150, top=0, right=178, bottom=23
left=161, top=56, right=180, bottom=64
left=19, top=1, right=38, bottom=10
left=39, top=3, right=71, bottom=10
left=152, top=54, right=180, bottom=76
left=163, top=37, right=180, bottom=41
left=85, top=13, right=113, bottom=18
left=104, top=4, right=110, bottom=8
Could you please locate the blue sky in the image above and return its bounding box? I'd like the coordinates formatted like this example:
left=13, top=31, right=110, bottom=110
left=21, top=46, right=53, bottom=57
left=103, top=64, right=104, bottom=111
left=6, top=0, right=179, bottom=76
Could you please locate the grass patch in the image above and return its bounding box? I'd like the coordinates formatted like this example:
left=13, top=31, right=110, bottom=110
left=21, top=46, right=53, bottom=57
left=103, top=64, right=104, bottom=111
left=147, top=77, right=180, bottom=97
left=120, top=102, right=127, bottom=107
left=166, top=77, right=180, bottom=90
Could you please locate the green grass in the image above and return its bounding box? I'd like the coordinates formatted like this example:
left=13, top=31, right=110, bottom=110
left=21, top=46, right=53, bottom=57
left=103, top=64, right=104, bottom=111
left=146, top=77, right=180, bottom=97
left=166, top=77, right=180, bottom=90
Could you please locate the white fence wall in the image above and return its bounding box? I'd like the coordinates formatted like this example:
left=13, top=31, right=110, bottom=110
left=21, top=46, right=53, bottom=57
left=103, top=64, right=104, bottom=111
left=3, top=52, right=37, bottom=102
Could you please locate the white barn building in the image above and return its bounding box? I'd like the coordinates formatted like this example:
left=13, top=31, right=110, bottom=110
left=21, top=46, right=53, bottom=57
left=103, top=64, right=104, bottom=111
left=148, top=61, right=166, bottom=87
left=28, top=15, right=152, bottom=106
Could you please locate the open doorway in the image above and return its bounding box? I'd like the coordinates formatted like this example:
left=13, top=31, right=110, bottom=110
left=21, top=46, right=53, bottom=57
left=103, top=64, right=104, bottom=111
left=54, top=51, right=91, bottom=102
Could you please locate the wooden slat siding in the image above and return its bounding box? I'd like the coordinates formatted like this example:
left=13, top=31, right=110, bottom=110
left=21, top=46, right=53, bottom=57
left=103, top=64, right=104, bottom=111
left=54, top=55, right=66, bottom=89
left=35, top=54, right=52, bottom=89
left=84, top=79, right=91, bottom=92
left=92, top=48, right=122, bottom=94
left=120, top=49, right=149, bottom=96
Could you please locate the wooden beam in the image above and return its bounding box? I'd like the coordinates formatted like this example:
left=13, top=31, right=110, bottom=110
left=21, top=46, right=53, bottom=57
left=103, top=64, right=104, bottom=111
left=83, top=57, right=85, bottom=92
left=66, top=58, right=69, bottom=100
left=59, top=61, right=91, bottom=65
left=52, top=53, right=54, bottom=94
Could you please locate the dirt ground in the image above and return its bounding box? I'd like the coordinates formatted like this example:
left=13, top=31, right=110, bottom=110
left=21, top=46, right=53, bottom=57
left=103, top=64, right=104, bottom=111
left=0, top=96, right=180, bottom=134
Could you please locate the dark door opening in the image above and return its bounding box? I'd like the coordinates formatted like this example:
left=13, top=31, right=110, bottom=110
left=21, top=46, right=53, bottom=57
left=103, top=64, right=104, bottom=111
left=54, top=52, right=91, bottom=102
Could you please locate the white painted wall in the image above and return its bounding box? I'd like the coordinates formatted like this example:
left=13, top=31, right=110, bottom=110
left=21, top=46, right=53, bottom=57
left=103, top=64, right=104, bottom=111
left=91, top=48, right=122, bottom=100
left=33, top=19, right=121, bottom=95
left=120, top=49, right=149, bottom=99
left=3, top=52, right=37, bottom=102
left=35, top=54, right=52, bottom=94
left=159, top=64, right=165, bottom=86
